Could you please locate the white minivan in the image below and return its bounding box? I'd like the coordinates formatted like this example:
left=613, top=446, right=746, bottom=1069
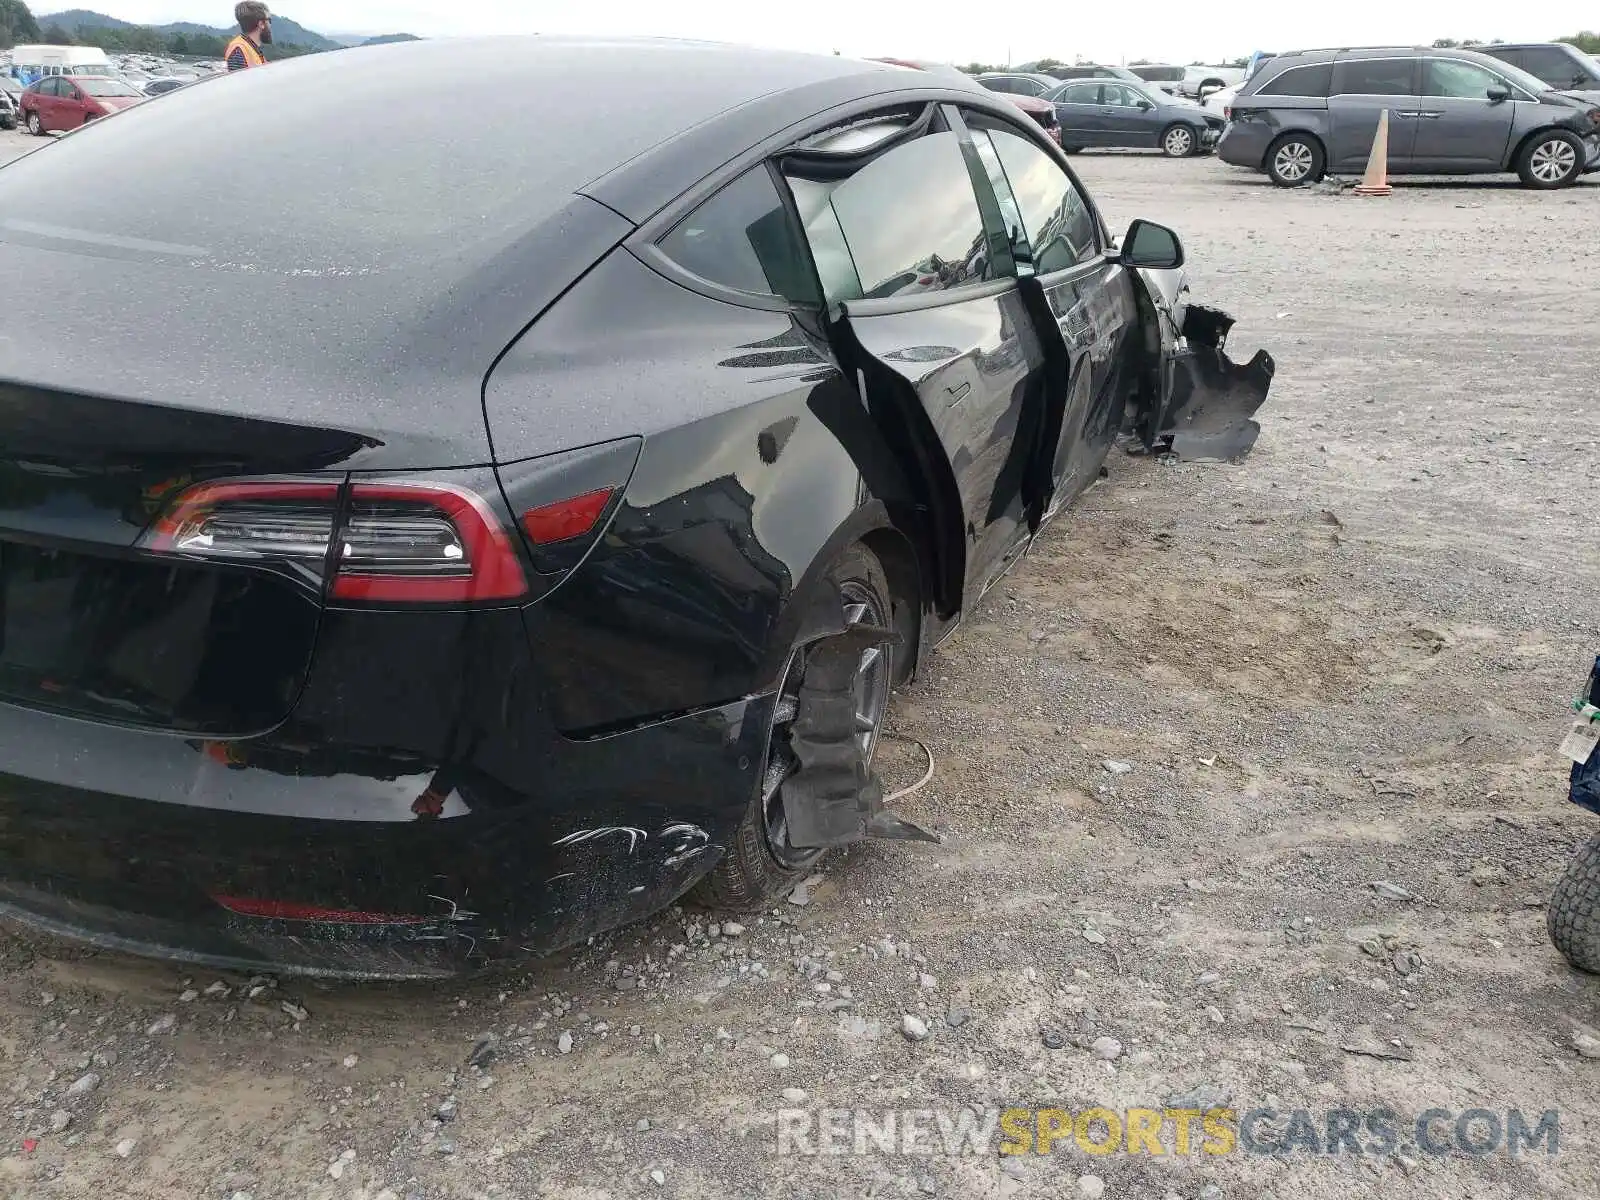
left=9, top=45, right=114, bottom=86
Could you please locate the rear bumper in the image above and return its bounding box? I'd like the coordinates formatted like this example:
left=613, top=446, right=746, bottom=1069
left=1216, top=122, right=1270, bottom=168
left=0, top=612, right=774, bottom=978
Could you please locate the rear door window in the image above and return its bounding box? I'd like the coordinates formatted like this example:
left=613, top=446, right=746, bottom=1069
left=787, top=131, right=996, bottom=304
left=1257, top=63, right=1333, bottom=97
left=1332, top=58, right=1418, bottom=97
left=982, top=78, right=1017, bottom=94
left=1056, top=82, right=1101, bottom=104
left=656, top=167, right=816, bottom=304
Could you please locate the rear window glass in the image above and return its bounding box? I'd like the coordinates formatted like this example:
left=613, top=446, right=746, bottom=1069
left=1257, top=63, right=1333, bottom=97
left=657, top=167, right=816, bottom=304
left=1332, top=59, right=1416, bottom=97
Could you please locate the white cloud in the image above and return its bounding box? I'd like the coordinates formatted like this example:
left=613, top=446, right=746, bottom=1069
left=66, top=2, right=1600, bottom=65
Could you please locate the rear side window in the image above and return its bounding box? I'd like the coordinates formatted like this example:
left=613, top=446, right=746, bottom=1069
left=657, top=167, right=816, bottom=304
left=1332, top=59, right=1417, bottom=97
left=982, top=78, right=1017, bottom=94
left=980, top=127, right=1098, bottom=275
left=788, top=131, right=995, bottom=304
left=1257, top=63, right=1333, bottom=97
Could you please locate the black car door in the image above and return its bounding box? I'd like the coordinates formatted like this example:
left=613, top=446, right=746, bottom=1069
left=963, top=110, right=1139, bottom=518
left=781, top=116, right=1046, bottom=606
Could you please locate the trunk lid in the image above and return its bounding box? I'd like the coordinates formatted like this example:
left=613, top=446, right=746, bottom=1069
left=0, top=381, right=361, bottom=735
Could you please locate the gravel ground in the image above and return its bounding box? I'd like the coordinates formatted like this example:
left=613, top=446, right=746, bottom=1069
left=1, top=136, right=1598, bottom=1200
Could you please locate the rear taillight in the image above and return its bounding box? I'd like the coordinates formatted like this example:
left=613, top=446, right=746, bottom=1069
left=142, top=479, right=529, bottom=604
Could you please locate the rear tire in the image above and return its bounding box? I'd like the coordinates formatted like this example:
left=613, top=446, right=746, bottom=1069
left=692, top=544, right=898, bottom=912
left=1549, top=832, right=1600, bottom=973
left=26, top=110, right=43, bottom=137
left=1265, top=132, right=1324, bottom=186
left=1161, top=124, right=1198, bottom=158
left=1517, top=129, right=1583, bottom=189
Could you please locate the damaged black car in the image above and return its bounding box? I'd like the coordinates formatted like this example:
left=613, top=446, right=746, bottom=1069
left=0, top=37, right=1273, bottom=978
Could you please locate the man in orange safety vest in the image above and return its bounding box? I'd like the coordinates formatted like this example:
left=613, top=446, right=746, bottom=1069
left=224, top=2, right=272, bottom=71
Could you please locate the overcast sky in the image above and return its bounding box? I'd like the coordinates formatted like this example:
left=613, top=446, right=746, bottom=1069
left=75, top=3, right=1599, bottom=64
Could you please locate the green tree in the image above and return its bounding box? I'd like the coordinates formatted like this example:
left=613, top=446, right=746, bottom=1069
left=1560, top=31, right=1600, bottom=53
left=0, top=0, right=41, bottom=48
left=1034, top=57, right=1065, bottom=72
left=41, top=21, right=73, bottom=44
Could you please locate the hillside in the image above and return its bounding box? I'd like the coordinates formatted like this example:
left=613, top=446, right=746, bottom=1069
left=35, top=9, right=392, bottom=52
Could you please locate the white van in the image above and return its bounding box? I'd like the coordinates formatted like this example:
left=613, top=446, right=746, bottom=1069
left=8, top=45, right=114, bottom=87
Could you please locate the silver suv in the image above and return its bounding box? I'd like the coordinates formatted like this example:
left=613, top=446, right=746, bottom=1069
left=1217, top=45, right=1600, bottom=188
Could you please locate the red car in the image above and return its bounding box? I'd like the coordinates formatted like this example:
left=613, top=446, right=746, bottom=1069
left=21, top=74, right=145, bottom=135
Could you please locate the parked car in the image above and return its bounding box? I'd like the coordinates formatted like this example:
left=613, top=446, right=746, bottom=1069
left=0, top=76, right=21, bottom=130
left=1204, top=84, right=1239, bottom=114
left=1130, top=64, right=1187, bottom=93
left=873, top=58, right=1060, bottom=142
left=976, top=71, right=1062, bottom=97
left=1047, top=64, right=1144, bottom=85
left=1052, top=78, right=1225, bottom=156
left=1178, top=65, right=1246, bottom=100
left=1476, top=42, right=1600, bottom=102
left=20, top=73, right=144, bottom=134
left=1218, top=46, right=1600, bottom=188
left=141, top=77, right=190, bottom=97
left=0, top=37, right=1273, bottom=978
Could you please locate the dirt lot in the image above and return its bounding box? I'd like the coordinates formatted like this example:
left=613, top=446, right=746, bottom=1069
left=1, top=130, right=1598, bottom=1199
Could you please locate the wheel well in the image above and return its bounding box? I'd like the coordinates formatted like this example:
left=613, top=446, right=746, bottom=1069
left=860, top=527, right=923, bottom=687
left=1508, top=125, right=1580, bottom=169
left=1262, top=129, right=1325, bottom=170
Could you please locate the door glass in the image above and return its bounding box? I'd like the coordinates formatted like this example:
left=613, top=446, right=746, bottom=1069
left=1258, top=63, right=1334, bottom=97
left=981, top=127, right=1099, bottom=274
left=1059, top=82, right=1100, bottom=104
left=657, top=167, right=817, bottom=304
left=1103, top=83, right=1141, bottom=107
left=982, top=78, right=1015, bottom=94
left=790, top=131, right=995, bottom=304
left=1423, top=60, right=1505, bottom=99
left=1331, top=59, right=1417, bottom=96
left=1522, top=47, right=1585, bottom=86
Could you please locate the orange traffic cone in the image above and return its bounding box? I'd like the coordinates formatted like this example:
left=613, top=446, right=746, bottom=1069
left=1354, top=110, right=1393, bottom=196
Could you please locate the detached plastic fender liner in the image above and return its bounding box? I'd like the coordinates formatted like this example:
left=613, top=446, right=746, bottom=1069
left=779, top=620, right=936, bottom=849
left=1137, top=304, right=1275, bottom=462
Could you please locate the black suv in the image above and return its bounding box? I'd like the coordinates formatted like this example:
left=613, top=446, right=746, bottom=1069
left=1218, top=45, right=1600, bottom=188
left=1476, top=43, right=1600, bottom=101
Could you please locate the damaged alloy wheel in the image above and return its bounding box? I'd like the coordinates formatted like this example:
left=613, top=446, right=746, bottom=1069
left=692, top=544, right=895, bottom=909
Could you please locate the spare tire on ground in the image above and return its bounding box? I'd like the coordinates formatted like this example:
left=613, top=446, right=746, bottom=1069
left=1549, top=832, right=1600, bottom=973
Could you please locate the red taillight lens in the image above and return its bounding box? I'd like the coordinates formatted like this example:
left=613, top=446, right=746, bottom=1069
left=143, top=479, right=528, bottom=604
left=521, top=488, right=614, bottom=545
left=331, top=483, right=526, bottom=602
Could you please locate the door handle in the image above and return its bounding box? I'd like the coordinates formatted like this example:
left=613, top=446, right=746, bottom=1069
left=1416, top=111, right=1443, bottom=118
left=1393, top=110, right=1419, bottom=118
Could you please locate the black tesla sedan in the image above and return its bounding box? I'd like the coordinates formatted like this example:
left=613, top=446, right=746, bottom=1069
left=0, top=38, right=1272, bottom=978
